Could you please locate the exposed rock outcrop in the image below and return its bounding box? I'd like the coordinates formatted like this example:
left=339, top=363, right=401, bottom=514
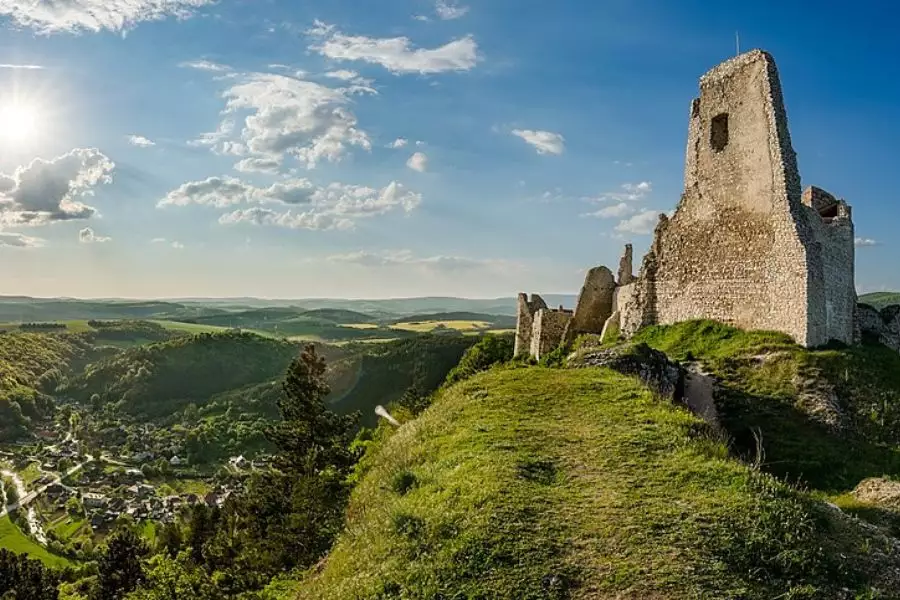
left=569, top=342, right=684, bottom=401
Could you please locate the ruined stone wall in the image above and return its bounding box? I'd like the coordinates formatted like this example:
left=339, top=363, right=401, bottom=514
left=858, top=304, right=900, bottom=351
left=806, top=202, right=856, bottom=343
left=514, top=293, right=547, bottom=356
left=628, top=50, right=838, bottom=347
left=530, top=309, right=572, bottom=360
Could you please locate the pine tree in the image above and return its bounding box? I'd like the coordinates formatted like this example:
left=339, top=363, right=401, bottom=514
left=93, top=527, right=148, bottom=600
left=267, top=344, right=358, bottom=477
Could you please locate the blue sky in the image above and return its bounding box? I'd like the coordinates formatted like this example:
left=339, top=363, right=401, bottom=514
left=0, top=0, right=895, bottom=299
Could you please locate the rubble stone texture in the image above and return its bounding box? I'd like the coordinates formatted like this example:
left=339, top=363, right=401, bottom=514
left=516, top=49, right=865, bottom=358
left=529, top=308, right=572, bottom=360
left=514, top=293, right=547, bottom=356
left=617, top=244, right=634, bottom=285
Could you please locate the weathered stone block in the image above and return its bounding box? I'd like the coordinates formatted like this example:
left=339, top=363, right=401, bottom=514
left=565, top=266, right=616, bottom=342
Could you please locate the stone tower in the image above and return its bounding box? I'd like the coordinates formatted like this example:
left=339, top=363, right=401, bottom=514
left=622, top=49, right=856, bottom=347
left=515, top=50, right=857, bottom=355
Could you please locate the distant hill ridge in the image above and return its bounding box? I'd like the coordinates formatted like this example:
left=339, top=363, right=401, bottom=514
left=860, top=292, right=900, bottom=310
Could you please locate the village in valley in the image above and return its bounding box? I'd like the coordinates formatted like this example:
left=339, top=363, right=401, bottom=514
left=1, top=414, right=259, bottom=559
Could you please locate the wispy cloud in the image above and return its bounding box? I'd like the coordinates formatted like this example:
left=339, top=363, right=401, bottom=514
left=855, top=237, right=881, bottom=248
left=78, top=227, right=111, bottom=243
left=511, top=129, right=565, bottom=155
left=327, top=249, right=516, bottom=273
left=178, top=59, right=231, bottom=72
left=435, top=0, right=469, bottom=20
left=308, top=21, right=479, bottom=75
left=0, top=63, right=44, bottom=70
left=584, top=202, right=635, bottom=219
left=160, top=176, right=422, bottom=232
left=0, top=232, right=44, bottom=248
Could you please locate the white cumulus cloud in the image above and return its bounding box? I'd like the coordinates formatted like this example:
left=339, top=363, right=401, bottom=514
left=127, top=135, right=155, bottom=148
left=308, top=21, right=479, bottom=75
left=0, top=148, right=115, bottom=226
left=615, top=210, right=661, bottom=235
left=191, top=72, right=372, bottom=170
left=0, top=0, right=214, bottom=34
left=406, top=152, right=428, bottom=172
left=78, top=227, right=111, bottom=243
left=855, top=237, right=880, bottom=248
left=512, top=129, right=565, bottom=155
left=388, top=138, right=408, bottom=149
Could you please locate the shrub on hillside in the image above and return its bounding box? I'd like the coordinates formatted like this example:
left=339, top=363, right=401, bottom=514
left=444, top=334, right=514, bottom=386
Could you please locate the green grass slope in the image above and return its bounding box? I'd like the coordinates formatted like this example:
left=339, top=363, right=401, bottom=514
left=630, top=321, right=900, bottom=492
left=860, top=292, right=900, bottom=310
left=292, top=366, right=898, bottom=599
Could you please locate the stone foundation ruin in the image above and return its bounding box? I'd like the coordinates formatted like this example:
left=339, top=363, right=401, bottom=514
left=517, top=49, right=877, bottom=357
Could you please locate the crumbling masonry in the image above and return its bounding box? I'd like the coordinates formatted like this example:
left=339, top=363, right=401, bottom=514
left=517, top=49, right=872, bottom=357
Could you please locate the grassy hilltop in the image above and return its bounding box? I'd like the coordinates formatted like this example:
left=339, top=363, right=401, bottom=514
left=860, top=292, right=900, bottom=310
left=287, top=321, right=900, bottom=599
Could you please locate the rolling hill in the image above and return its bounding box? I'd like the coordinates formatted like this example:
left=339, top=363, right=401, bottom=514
left=860, top=292, right=900, bottom=310
left=285, top=321, right=900, bottom=599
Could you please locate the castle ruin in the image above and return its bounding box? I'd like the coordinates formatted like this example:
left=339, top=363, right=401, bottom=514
left=517, top=50, right=861, bottom=358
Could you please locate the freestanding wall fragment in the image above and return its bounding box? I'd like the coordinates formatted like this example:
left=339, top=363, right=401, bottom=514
left=565, top=266, right=616, bottom=342
left=515, top=293, right=548, bottom=356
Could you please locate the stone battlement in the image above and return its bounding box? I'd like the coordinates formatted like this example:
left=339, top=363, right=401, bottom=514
left=517, top=50, right=863, bottom=358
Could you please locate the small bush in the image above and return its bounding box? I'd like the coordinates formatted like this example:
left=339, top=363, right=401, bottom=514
left=392, top=513, right=426, bottom=540
left=539, top=344, right=570, bottom=368
left=390, top=470, right=418, bottom=495
left=444, top=334, right=514, bottom=386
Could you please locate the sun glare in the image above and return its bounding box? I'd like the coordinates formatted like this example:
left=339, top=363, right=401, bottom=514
left=0, top=102, right=41, bottom=144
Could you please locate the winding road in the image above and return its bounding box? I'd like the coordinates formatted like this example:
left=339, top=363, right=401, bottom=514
left=1, top=455, right=93, bottom=545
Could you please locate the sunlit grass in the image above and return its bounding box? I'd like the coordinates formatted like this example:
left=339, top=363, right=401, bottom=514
left=0, top=515, right=70, bottom=568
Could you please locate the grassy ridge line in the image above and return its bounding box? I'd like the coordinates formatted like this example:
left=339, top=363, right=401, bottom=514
left=860, top=292, right=900, bottom=310
left=292, top=366, right=893, bottom=599
left=631, top=320, right=900, bottom=492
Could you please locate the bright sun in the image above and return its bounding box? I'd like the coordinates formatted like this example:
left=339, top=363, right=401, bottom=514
left=0, top=102, right=41, bottom=144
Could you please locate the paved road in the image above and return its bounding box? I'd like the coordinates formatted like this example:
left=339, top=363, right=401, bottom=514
left=0, top=456, right=92, bottom=519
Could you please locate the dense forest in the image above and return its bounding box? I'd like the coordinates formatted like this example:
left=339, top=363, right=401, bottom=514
left=65, top=332, right=303, bottom=419
left=0, top=332, right=97, bottom=441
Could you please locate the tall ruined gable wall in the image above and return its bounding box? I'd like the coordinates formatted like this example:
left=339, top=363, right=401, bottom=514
left=633, top=50, right=830, bottom=347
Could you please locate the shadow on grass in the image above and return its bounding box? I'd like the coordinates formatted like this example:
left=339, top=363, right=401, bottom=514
left=716, top=385, right=900, bottom=492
